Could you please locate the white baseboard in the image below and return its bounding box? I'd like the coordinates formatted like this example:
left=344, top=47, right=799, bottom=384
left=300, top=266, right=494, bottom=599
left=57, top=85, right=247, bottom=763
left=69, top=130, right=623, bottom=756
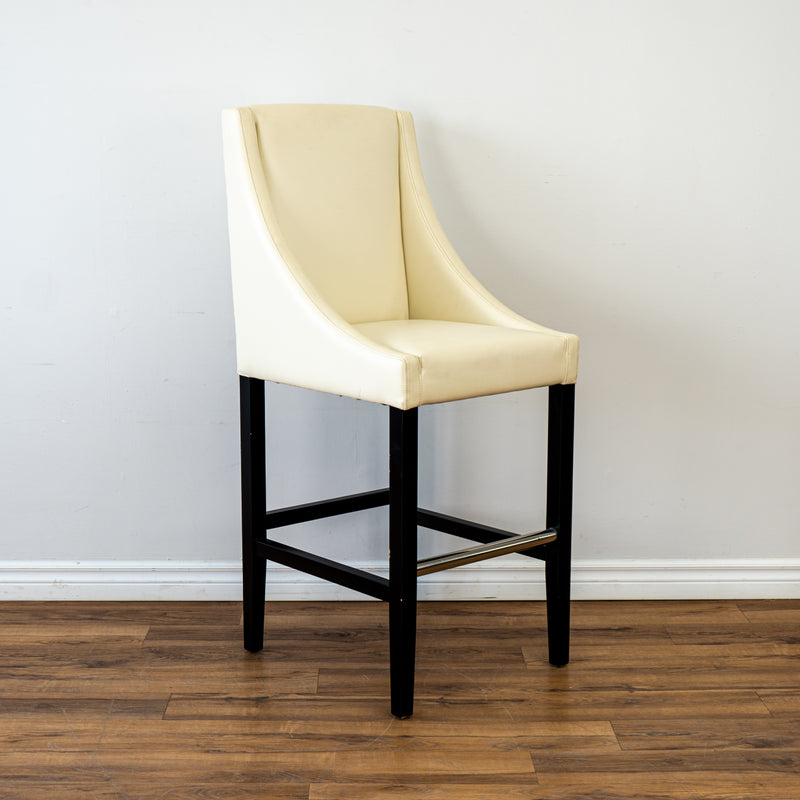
left=1, top=558, right=799, bottom=601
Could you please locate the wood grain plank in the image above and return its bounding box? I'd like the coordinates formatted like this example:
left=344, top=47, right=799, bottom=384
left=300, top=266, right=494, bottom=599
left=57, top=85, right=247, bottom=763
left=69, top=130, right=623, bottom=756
left=0, top=697, right=168, bottom=717
left=0, top=623, right=149, bottom=643
left=568, top=600, right=750, bottom=626
left=1, top=599, right=798, bottom=799
left=667, top=623, right=800, bottom=646
left=0, top=750, right=335, bottom=782
left=614, top=718, right=800, bottom=751
left=0, top=783, right=136, bottom=800
left=533, top=751, right=800, bottom=774
left=311, top=784, right=539, bottom=800
left=312, top=776, right=800, bottom=800
left=330, top=748, right=535, bottom=782
left=0, top=601, right=242, bottom=624
left=0, top=780, right=308, bottom=800
left=0, top=656, right=318, bottom=698
left=531, top=771, right=800, bottom=799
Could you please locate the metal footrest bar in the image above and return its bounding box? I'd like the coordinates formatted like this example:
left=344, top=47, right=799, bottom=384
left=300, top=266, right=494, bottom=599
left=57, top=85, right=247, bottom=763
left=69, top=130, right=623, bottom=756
left=257, top=539, right=391, bottom=601
left=418, top=508, right=549, bottom=562
left=265, top=488, right=389, bottom=530
left=417, top=528, right=557, bottom=576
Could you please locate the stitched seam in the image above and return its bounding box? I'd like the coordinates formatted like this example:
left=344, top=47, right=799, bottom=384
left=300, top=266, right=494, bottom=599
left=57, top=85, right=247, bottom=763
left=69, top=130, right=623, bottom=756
left=396, top=113, right=411, bottom=320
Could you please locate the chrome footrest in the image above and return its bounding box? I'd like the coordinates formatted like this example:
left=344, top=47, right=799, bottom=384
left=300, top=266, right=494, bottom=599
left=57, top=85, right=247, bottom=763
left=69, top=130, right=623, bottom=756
left=417, top=528, right=557, bottom=576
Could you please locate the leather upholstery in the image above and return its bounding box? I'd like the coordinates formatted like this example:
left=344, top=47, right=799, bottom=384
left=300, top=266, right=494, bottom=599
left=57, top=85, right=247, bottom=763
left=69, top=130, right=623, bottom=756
left=252, top=105, right=408, bottom=324
left=223, top=104, right=578, bottom=410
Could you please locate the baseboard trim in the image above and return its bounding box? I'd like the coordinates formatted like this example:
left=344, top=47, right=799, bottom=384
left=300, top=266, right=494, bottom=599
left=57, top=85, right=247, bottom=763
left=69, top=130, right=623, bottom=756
left=1, top=558, right=799, bottom=601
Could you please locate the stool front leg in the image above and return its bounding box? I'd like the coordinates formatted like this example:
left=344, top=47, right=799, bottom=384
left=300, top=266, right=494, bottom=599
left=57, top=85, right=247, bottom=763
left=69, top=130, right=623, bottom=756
left=240, top=376, right=267, bottom=653
left=545, top=383, right=576, bottom=667
left=389, top=406, right=419, bottom=718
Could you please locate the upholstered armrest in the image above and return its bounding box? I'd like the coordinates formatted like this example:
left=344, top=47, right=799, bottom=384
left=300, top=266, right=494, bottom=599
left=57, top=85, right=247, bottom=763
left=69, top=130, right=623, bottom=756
left=223, top=108, right=419, bottom=408
left=397, top=112, right=578, bottom=384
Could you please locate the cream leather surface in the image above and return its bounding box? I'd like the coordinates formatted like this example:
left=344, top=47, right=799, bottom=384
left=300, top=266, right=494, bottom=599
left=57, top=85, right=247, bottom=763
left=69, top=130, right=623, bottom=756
left=355, top=320, right=575, bottom=406
left=252, top=105, right=408, bottom=324
left=223, top=104, right=578, bottom=410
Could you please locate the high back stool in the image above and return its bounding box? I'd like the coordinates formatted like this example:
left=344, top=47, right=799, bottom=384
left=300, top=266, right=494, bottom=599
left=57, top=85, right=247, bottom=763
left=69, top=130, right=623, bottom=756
left=222, top=104, right=579, bottom=718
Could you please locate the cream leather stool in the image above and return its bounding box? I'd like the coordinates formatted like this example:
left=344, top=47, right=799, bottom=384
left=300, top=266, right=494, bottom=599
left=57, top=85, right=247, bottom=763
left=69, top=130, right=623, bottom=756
left=222, top=104, right=578, bottom=718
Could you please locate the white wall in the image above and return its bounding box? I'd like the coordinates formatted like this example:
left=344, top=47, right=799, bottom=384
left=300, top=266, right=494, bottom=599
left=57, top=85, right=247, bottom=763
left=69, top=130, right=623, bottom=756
left=2, top=1, right=799, bottom=599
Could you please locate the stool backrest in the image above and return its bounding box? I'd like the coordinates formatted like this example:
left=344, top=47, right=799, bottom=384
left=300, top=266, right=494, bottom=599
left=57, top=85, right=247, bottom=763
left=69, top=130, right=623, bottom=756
left=246, top=104, right=409, bottom=324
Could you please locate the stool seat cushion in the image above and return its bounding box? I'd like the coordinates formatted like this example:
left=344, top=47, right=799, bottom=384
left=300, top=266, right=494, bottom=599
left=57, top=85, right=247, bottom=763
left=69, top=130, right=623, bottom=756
left=355, top=319, right=578, bottom=407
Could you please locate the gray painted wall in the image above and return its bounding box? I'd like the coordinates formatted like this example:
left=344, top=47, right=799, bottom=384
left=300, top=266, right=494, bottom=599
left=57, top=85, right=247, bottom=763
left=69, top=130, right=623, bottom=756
left=2, top=1, right=798, bottom=598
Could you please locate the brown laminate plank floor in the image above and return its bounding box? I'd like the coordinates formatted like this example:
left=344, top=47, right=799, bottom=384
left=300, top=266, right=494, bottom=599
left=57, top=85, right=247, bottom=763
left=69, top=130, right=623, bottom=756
left=0, top=599, right=798, bottom=799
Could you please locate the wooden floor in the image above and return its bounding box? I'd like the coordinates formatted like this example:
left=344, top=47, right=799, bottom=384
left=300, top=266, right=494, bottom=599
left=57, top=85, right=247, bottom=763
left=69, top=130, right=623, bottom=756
left=1, top=599, right=799, bottom=799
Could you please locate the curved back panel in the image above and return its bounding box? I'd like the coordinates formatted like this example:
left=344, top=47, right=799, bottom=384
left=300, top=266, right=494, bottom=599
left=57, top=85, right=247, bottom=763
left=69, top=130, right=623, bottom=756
left=249, top=104, right=408, bottom=324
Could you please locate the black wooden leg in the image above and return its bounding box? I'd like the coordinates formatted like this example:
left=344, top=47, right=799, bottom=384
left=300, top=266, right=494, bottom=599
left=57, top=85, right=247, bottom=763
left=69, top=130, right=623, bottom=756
left=545, top=383, right=575, bottom=667
left=240, top=376, right=266, bottom=653
left=389, top=406, right=418, bottom=718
